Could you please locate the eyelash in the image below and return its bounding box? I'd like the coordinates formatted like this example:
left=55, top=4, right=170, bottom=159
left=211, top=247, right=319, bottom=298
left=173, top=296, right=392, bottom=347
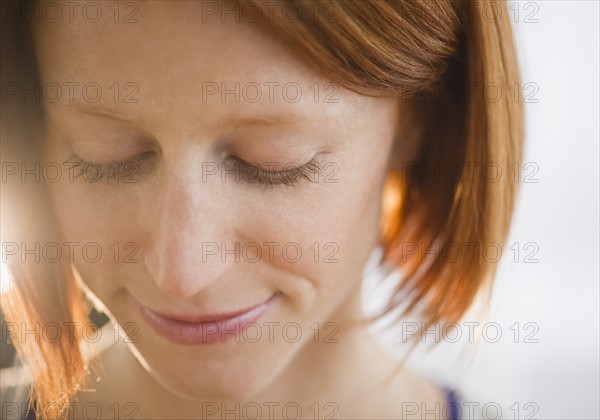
left=228, top=156, right=322, bottom=188
left=64, top=152, right=152, bottom=183
left=64, top=153, right=322, bottom=187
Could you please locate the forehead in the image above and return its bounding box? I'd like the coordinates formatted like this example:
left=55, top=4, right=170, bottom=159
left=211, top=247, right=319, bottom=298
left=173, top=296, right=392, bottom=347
left=32, top=1, right=299, bottom=76
left=30, top=1, right=381, bottom=132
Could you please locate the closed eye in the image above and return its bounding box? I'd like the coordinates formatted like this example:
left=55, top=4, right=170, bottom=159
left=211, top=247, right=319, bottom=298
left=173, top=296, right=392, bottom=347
left=63, top=153, right=322, bottom=187
left=227, top=156, right=322, bottom=188
left=64, top=151, right=157, bottom=183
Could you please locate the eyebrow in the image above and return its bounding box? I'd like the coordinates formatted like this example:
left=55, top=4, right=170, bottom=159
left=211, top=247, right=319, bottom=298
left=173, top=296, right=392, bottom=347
left=225, top=115, right=300, bottom=130
left=44, top=104, right=304, bottom=131
left=75, top=106, right=135, bottom=124
left=43, top=103, right=139, bottom=126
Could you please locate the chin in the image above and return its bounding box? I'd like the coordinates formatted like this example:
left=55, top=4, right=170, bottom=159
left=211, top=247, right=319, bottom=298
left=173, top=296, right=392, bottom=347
left=129, top=338, right=294, bottom=402
left=147, top=360, right=280, bottom=402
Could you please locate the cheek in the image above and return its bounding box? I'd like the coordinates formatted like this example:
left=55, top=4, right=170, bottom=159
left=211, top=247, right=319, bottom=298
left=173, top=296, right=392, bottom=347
left=44, top=172, right=146, bottom=305
left=239, top=151, right=392, bottom=312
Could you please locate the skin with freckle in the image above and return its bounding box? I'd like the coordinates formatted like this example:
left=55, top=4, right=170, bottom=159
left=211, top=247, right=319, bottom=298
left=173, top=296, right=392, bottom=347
left=29, top=1, right=445, bottom=418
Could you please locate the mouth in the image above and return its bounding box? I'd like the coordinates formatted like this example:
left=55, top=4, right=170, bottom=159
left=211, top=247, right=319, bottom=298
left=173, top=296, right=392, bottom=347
left=135, top=294, right=277, bottom=345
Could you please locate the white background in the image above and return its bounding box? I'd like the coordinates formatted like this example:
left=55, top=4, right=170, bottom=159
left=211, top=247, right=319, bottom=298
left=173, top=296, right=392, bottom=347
left=403, top=1, right=600, bottom=419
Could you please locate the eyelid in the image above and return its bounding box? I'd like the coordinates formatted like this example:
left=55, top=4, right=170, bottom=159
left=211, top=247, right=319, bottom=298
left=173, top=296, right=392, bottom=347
left=228, top=156, right=323, bottom=187
left=64, top=151, right=156, bottom=183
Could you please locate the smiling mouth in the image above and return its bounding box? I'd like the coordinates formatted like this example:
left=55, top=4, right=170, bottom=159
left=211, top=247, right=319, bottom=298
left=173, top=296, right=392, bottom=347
left=136, top=294, right=278, bottom=345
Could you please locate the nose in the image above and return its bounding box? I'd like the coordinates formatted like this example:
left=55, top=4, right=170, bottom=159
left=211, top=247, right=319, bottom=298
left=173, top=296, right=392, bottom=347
left=144, top=158, right=232, bottom=299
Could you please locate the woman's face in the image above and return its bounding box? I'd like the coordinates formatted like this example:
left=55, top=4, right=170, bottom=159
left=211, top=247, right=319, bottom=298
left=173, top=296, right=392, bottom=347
left=33, top=1, right=399, bottom=400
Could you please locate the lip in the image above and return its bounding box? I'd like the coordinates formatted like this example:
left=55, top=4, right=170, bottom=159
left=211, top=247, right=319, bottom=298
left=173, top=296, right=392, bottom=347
left=136, top=294, right=277, bottom=345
